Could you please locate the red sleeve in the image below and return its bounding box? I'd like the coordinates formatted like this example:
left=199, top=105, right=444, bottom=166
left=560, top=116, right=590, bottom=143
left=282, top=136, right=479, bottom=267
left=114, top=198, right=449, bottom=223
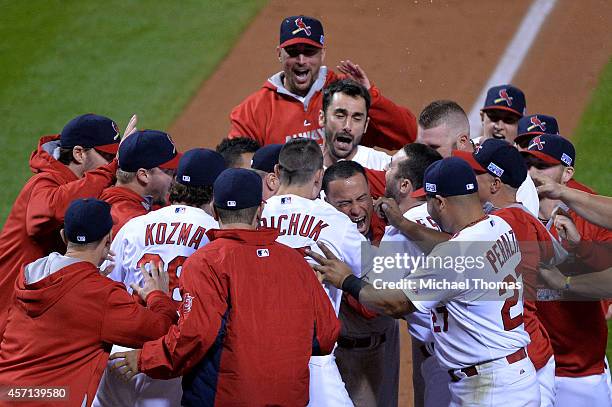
left=361, top=85, right=417, bottom=150
left=364, top=168, right=386, bottom=199
left=572, top=213, right=612, bottom=271
left=25, top=160, right=117, bottom=237
left=138, top=256, right=229, bottom=379
left=309, top=267, right=340, bottom=355
left=228, top=97, right=264, bottom=145
left=100, top=287, right=177, bottom=347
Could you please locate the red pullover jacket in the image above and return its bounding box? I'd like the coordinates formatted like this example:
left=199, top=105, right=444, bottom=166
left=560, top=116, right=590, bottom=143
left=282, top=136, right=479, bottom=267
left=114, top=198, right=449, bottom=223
left=0, top=253, right=177, bottom=406
left=0, top=135, right=116, bottom=331
left=138, top=228, right=340, bottom=406
left=229, top=67, right=417, bottom=150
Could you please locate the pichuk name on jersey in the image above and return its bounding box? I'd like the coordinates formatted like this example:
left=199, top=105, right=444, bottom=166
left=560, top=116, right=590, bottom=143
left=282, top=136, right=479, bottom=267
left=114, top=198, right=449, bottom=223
left=144, top=222, right=207, bottom=249
left=261, top=214, right=329, bottom=240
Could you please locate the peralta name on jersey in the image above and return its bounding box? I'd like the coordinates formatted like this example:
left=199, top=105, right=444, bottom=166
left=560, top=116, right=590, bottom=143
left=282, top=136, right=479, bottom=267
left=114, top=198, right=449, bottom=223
left=261, top=214, right=329, bottom=240
left=484, top=229, right=520, bottom=273
left=144, top=222, right=207, bottom=249
left=284, top=127, right=324, bottom=143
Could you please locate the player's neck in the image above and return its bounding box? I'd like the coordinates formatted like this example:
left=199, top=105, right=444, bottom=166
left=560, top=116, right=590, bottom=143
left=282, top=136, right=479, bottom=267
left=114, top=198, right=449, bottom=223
left=277, top=183, right=320, bottom=200
left=488, top=189, right=518, bottom=210
left=323, top=149, right=358, bottom=168
left=116, top=180, right=147, bottom=198
left=538, top=197, right=560, bottom=222
left=448, top=204, right=486, bottom=234
left=67, top=162, right=86, bottom=179
left=398, top=197, right=423, bottom=214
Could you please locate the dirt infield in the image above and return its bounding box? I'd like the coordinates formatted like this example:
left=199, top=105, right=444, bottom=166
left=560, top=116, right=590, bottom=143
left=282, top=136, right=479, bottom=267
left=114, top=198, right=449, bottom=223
left=169, top=1, right=612, bottom=404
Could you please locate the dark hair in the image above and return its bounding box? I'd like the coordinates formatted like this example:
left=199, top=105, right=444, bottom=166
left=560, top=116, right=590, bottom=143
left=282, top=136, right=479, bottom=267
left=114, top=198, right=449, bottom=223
left=322, top=160, right=367, bottom=193
left=418, top=100, right=467, bottom=129
left=216, top=137, right=260, bottom=168
left=278, top=138, right=323, bottom=185
left=214, top=205, right=259, bottom=225
left=322, top=79, right=371, bottom=116
left=57, top=147, right=76, bottom=165
left=168, top=181, right=213, bottom=208
left=395, top=143, right=443, bottom=190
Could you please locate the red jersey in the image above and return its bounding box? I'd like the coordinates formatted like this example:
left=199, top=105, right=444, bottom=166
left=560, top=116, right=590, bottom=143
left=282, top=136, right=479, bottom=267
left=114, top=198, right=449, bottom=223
left=493, top=205, right=557, bottom=370
left=0, top=135, right=116, bottom=331
left=99, top=186, right=150, bottom=236
left=0, top=255, right=176, bottom=407
left=138, top=228, right=340, bottom=406
left=229, top=68, right=417, bottom=150
left=537, top=206, right=612, bottom=377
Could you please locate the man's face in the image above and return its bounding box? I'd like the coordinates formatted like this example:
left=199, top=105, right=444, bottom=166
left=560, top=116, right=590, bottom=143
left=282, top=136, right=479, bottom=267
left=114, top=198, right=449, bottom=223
left=321, top=92, right=369, bottom=161
left=146, top=167, right=176, bottom=206
left=417, top=123, right=456, bottom=158
left=325, top=173, right=373, bottom=235
left=384, top=149, right=407, bottom=202
left=279, top=44, right=325, bottom=96
left=527, top=161, right=565, bottom=184
left=481, top=110, right=520, bottom=143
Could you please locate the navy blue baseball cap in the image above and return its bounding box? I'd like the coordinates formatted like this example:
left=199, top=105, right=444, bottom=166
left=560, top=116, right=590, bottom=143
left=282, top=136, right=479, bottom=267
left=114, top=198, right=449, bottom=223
left=521, top=134, right=575, bottom=167
left=64, top=199, right=113, bottom=244
left=251, top=144, right=283, bottom=173
left=280, top=15, right=324, bottom=49
left=515, top=114, right=559, bottom=147
left=423, top=157, right=478, bottom=197
left=481, top=85, right=526, bottom=117
left=60, top=113, right=120, bottom=154
left=178, top=148, right=226, bottom=187
left=453, top=139, right=527, bottom=188
left=118, top=130, right=180, bottom=172
left=213, top=168, right=263, bottom=210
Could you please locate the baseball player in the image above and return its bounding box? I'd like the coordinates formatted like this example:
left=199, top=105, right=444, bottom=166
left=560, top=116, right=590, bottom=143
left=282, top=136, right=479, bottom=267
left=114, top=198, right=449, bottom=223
left=379, top=143, right=448, bottom=407
left=522, top=134, right=612, bottom=407
left=0, top=199, right=176, bottom=407
left=480, top=84, right=526, bottom=143
left=0, top=113, right=121, bottom=333
left=229, top=15, right=417, bottom=151
left=109, top=168, right=340, bottom=406
left=416, top=100, right=473, bottom=158
left=261, top=138, right=367, bottom=406
left=100, top=130, right=180, bottom=236
left=322, top=160, right=397, bottom=406
left=310, top=157, right=541, bottom=406
left=93, top=149, right=225, bottom=407
left=455, top=138, right=569, bottom=407
left=515, top=114, right=560, bottom=150
left=320, top=79, right=392, bottom=171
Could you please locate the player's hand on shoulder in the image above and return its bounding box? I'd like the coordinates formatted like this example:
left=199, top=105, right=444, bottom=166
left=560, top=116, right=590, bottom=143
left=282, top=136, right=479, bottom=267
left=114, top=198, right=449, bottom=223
left=109, top=350, right=141, bottom=382
left=306, top=242, right=353, bottom=289
left=131, top=260, right=169, bottom=300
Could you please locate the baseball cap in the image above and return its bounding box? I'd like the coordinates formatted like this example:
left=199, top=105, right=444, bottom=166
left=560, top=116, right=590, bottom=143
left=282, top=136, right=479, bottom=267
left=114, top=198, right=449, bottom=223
left=423, top=157, right=478, bottom=197
left=481, top=85, right=526, bottom=117
left=213, top=168, right=263, bottom=210
left=64, top=199, right=113, bottom=244
left=251, top=144, right=283, bottom=173
left=515, top=114, right=559, bottom=147
left=521, top=134, right=575, bottom=167
left=118, top=130, right=181, bottom=172
left=60, top=113, right=120, bottom=154
left=177, top=148, right=226, bottom=187
left=280, top=15, right=324, bottom=49
left=453, top=139, right=527, bottom=188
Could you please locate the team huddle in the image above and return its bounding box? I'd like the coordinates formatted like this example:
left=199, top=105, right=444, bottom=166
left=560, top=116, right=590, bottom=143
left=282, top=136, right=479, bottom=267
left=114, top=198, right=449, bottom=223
left=0, top=14, right=610, bottom=407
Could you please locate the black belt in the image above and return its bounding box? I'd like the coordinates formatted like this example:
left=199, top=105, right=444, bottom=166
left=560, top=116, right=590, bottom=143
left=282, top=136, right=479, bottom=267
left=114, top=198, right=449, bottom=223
left=448, top=347, right=527, bottom=382
left=337, top=333, right=386, bottom=349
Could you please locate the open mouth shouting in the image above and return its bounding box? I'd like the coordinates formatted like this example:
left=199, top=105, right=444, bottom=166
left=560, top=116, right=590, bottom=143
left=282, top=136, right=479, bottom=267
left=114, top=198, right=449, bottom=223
left=351, top=215, right=368, bottom=234
left=332, top=132, right=354, bottom=155
left=292, top=67, right=311, bottom=86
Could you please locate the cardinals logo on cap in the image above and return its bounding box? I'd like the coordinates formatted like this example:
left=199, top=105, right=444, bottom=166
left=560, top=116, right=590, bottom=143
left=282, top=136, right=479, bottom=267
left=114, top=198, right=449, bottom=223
left=529, top=136, right=546, bottom=151
left=494, top=89, right=513, bottom=106
left=292, top=17, right=312, bottom=36
left=527, top=116, right=546, bottom=132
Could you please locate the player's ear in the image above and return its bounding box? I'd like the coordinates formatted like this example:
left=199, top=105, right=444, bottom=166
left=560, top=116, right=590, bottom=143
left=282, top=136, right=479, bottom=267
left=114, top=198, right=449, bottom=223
left=492, top=177, right=503, bottom=194
left=276, top=46, right=282, bottom=62
left=561, top=166, right=574, bottom=184
left=457, top=134, right=470, bottom=151
left=266, top=172, right=279, bottom=192
left=60, top=229, right=67, bottom=245
left=72, top=146, right=86, bottom=165
left=399, top=177, right=412, bottom=195
left=318, top=109, right=325, bottom=127
left=136, top=168, right=150, bottom=185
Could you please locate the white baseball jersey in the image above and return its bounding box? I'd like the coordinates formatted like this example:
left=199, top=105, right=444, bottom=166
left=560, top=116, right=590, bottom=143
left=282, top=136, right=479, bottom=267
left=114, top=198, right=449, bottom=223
left=108, top=204, right=218, bottom=301
left=381, top=203, right=441, bottom=343
left=261, top=194, right=366, bottom=314
left=516, top=173, right=539, bottom=217
left=350, top=145, right=392, bottom=171
left=403, top=214, right=530, bottom=370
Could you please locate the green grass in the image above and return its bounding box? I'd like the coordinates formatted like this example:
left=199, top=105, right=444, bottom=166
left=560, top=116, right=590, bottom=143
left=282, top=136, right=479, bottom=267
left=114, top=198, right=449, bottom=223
left=570, top=58, right=612, bottom=360
left=0, top=0, right=266, bottom=223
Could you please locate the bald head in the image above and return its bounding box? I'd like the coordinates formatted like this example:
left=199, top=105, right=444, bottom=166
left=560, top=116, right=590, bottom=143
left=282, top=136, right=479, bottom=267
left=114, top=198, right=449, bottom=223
left=417, top=100, right=471, bottom=157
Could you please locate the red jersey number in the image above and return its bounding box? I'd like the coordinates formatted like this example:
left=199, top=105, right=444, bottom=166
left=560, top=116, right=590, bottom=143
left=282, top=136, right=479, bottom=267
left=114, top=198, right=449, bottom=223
left=432, top=305, right=449, bottom=333
left=137, top=253, right=187, bottom=302
left=499, top=274, right=523, bottom=331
